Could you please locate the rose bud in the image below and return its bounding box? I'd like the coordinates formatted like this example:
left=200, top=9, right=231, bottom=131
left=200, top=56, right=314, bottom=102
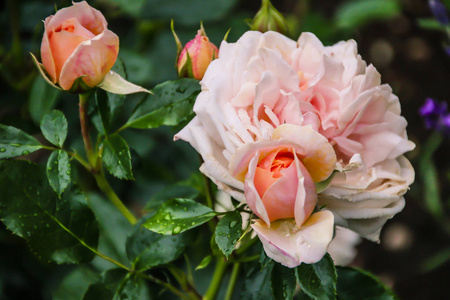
left=177, top=25, right=219, bottom=80
left=250, top=0, right=289, bottom=35
left=229, top=124, right=337, bottom=267
left=39, top=1, right=119, bottom=92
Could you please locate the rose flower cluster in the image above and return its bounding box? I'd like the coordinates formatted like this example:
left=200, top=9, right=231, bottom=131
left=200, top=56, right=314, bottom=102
left=176, top=31, right=415, bottom=267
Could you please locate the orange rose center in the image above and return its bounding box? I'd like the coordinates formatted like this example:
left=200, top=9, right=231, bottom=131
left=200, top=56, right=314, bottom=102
left=254, top=149, right=294, bottom=199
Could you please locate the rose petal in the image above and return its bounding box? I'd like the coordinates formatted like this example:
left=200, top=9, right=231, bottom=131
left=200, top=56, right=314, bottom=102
left=252, top=211, right=334, bottom=268
left=49, top=21, right=91, bottom=80
left=272, top=124, right=337, bottom=182
left=59, top=29, right=119, bottom=90
left=45, top=1, right=107, bottom=36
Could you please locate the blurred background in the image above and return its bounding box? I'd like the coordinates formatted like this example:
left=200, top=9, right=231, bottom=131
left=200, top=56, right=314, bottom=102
left=0, top=0, right=449, bottom=299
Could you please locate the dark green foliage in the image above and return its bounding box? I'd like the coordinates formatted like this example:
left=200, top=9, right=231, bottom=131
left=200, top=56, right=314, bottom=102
left=0, top=160, right=99, bottom=264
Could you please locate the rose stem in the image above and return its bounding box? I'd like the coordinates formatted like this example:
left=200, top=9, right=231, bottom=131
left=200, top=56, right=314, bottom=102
left=79, top=93, right=96, bottom=167
left=79, top=93, right=137, bottom=225
left=224, top=262, right=240, bottom=300
left=203, top=257, right=228, bottom=300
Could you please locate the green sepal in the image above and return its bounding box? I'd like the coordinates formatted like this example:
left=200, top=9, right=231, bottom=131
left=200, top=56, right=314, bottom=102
left=98, top=71, right=151, bottom=95
left=30, top=52, right=63, bottom=91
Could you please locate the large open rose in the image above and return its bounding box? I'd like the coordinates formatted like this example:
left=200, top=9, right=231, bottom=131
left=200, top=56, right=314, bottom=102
left=176, top=30, right=414, bottom=264
left=40, top=1, right=119, bottom=91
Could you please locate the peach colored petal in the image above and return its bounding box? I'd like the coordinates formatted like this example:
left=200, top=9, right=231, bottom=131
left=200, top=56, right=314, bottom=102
left=251, top=211, right=334, bottom=268
left=258, top=160, right=298, bottom=221
left=46, top=1, right=106, bottom=36
left=40, top=16, right=56, bottom=83
left=245, top=151, right=270, bottom=225
left=254, top=167, right=277, bottom=199
left=59, top=29, right=119, bottom=90
left=272, top=124, right=336, bottom=182
left=292, top=154, right=317, bottom=226
left=48, top=19, right=92, bottom=81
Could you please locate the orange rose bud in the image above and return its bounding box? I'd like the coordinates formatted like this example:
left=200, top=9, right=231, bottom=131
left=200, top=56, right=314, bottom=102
left=177, top=26, right=219, bottom=80
left=39, top=1, right=119, bottom=92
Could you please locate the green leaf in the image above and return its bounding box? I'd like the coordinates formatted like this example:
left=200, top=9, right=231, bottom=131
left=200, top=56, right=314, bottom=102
left=296, top=253, right=337, bottom=300
left=241, top=261, right=275, bottom=300
left=98, top=70, right=150, bottom=94
left=92, top=89, right=111, bottom=135
left=106, top=58, right=127, bottom=121
left=87, top=193, right=133, bottom=264
left=260, top=246, right=273, bottom=268
left=125, top=78, right=201, bottom=129
left=28, top=75, right=60, bottom=125
left=46, top=150, right=71, bottom=196
left=143, top=198, right=217, bottom=235
left=92, top=84, right=126, bottom=135
left=82, top=269, right=143, bottom=300
left=0, top=160, right=99, bottom=264
left=215, top=211, right=243, bottom=258
left=53, top=267, right=100, bottom=300
left=336, top=267, right=396, bottom=300
left=40, top=110, right=68, bottom=147
left=0, top=124, right=43, bottom=158
left=271, top=263, right=296, bottom=300
left=126, top=217, right=190, bottom=271
left=102, top=134, right=133, bottom=180
left=335, top=0, right=401, bottom=29
left=419, top=133, right=443, bottom=218
left=196, top=255, right=212, bottom=270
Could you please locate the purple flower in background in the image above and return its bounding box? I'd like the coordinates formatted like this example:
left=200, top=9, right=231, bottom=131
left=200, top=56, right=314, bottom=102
left=429, top=0, right=449, bottom=25
left=419, top=98, right=450, bottom=134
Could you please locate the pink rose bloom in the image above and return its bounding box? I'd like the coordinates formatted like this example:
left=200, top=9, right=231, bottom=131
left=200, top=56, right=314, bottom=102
left=289, top=33, right=415, bottom=241
left=40, top=1, right=119, bottom=91
left=176, top=31, right=414, bottom=264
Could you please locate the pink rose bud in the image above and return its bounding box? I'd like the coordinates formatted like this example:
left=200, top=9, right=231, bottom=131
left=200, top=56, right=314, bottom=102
left=177, top=27, right=219, bottom=80
left=40, top=1, right=119, bottom=91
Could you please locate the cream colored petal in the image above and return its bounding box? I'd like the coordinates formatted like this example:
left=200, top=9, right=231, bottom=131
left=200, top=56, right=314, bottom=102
left=252, top=211, right=334, bottom=268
